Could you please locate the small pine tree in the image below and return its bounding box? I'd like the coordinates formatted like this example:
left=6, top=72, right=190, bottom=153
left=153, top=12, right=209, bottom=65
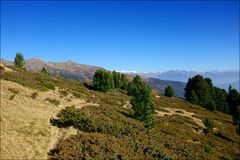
left=130, top=75, right=155, bottom=130
left=164, top=85, right=174, bottom=97
left=189, top=90, right=198, bottom=104
left=14, top=53, right=25, bottom=69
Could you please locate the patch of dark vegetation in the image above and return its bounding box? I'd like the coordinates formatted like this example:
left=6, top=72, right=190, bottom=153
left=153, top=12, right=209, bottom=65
left=175, top=110, right=184, bottom=114
left=9, top=94, right=16, bottom=100
left=203, top=118, right=214, bottom=134
left=58, top=88, right=68, bottom=97
left=51, top=106, right=132, bottom=137
left=8, top=88, right=19, bottom=94
left=213, top=132, right=234, bottom=142
left=31, top=92, right=39, bottom=99
left=0, top=65, right=4, bottom=70
left=36, top=74, right=55, bottom=90
left=45, top=98, right=60, bottom=106
left=48, top=133, right=172, bottom=160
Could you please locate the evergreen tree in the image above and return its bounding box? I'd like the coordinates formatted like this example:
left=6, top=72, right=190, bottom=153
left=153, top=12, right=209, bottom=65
left=189, top=90, right=198, bottom=104
left=185, top=75, right=211, bottom=108
left=205, top=78, right=215, bottom=99
left=164, top=85, right=174, bottom=97
left=207, top=99, right=216, bottom=111
left=92, top=69, right=113, bottom=92
left=227, top=88, right=239, bottom=115
left=233, top=105, right=240, bottom=126
left=14, top=53, right=25, bottom=69
left=112, top=71, right=122, bottom=88
left=130, top=75, right=155, bottom=130
left=214, top=87, right=228, bottom=112
left=120, top=74, right=128, bottom=90
left=127, top=82, right=134, bottom=96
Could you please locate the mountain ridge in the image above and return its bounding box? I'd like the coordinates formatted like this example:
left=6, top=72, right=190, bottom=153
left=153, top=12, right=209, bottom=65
left=1, top=58, right=186, bottom=98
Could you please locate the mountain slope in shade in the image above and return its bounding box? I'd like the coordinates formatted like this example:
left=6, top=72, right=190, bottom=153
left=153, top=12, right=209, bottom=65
left=143, top=77, right=186, bottom=98
left=1, top=58, right=186, bottom=97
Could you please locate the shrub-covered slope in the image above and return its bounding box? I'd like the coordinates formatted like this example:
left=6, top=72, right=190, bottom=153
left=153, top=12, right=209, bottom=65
left=1, top=65, right=239, bottom=159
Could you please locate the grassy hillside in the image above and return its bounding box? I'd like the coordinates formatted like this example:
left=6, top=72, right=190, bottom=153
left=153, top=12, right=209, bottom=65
left=1, top=65, right=239, bottom=159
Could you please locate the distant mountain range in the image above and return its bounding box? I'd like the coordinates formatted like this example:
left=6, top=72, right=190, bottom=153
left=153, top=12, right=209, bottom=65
left=0, top=58, right=186, bottom=98
left=1, top=58, right=238, bottom=96
left=137, top=70, right=239, bottom=91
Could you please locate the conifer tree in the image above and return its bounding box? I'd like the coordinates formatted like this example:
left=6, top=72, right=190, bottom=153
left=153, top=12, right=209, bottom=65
left=14, top=53, right=25, bottom=69
left=130, top=75, right=155, bottom=130
left=120, top=74, right=128, bottom=90
left=92, top=69, right=113, bottom=92
left=164, top=85, right=174, bottom=97
left=189, top=90, right=198, bottom=104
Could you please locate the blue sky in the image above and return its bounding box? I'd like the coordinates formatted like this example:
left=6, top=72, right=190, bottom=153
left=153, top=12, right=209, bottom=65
left=1, top=1, right=239, bottom=72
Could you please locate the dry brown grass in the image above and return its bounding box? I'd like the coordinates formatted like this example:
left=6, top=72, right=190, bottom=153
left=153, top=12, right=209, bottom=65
left=0, top=79, right=97, bottom=159
left=155, top=107, right=205, bottom=128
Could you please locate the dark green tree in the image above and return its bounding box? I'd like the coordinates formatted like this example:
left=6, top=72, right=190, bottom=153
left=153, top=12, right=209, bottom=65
left=185, top=75, right=211, bottom=108
left=227, top=88, right=239, bottom=116
left=112, top=71, right=122, bottom=88
left=214, top=87, right=228, bottom=112
left=92, top=69, right=114, bottom=92
left=130, top=75, right=155, bottom=130
left=205, top=78, right=215, bottom=99
left=127, top=82, right=134, bottom=96
left=120, top=74, right=128, bottom=90
left=14, top=52, right=25, bottom=69
left=207, top=99, right=216, bottom=111
left=189, top=90, right=198, bottom=104
left=164, top=85, right=174, bottom=97
left=233, top=105, right=240, bottom=126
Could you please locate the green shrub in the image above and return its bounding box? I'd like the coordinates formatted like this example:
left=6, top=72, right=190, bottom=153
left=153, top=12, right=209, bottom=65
left=45, top=98, right=60, bottom=106
left=54, top=106, right=130, bottom=137
left=203, top=144, right=212, bottom=153
left=9, top=94, right=16, bottom=100
left=40, top=67, right=50, bottom=75
left=203, top=118, right=214, bottom=134
left=8, top=88, right=19, bottom=94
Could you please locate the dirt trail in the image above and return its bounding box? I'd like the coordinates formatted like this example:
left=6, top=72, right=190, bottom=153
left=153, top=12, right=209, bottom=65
left=155, top=107, right=205, bottom=128
left=1, top=79, right=98, bottom=159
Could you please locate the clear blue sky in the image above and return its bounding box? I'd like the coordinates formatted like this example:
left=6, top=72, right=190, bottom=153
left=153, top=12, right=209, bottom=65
left=1, top=1, right=239, bottom=72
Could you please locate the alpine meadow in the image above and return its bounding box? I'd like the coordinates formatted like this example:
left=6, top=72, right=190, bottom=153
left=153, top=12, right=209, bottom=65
left=1, top=1, right=239, bottom=160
